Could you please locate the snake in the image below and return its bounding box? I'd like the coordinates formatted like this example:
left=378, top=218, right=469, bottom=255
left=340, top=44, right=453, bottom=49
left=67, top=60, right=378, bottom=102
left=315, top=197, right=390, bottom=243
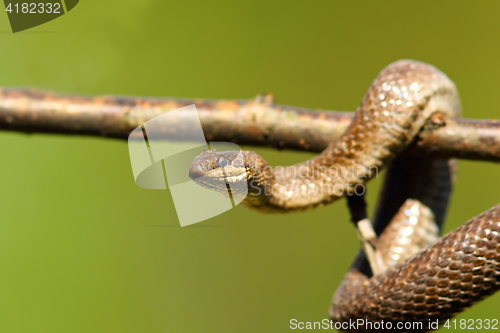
left=188, top=60, right=500, bottom=332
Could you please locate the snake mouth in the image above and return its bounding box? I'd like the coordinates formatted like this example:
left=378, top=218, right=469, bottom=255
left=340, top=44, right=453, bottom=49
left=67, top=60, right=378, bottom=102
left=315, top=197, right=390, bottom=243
left=190, top=168, right=249, bottom=186
left=228, top=173, right=249, bottom=182
left=190, top=170, right=250, bottom=197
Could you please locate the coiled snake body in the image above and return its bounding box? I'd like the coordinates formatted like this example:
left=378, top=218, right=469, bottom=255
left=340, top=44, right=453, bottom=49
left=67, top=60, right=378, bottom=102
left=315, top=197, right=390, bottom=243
left=189, top=60, right=500, bottom=332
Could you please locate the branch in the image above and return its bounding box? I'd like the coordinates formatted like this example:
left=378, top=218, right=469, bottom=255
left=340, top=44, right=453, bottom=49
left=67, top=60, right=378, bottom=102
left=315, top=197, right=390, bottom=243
left=0, top=88, right=499, bottom=162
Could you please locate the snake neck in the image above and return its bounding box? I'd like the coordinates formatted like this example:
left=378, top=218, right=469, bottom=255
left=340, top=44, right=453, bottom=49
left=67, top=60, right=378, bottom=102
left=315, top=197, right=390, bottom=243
left=253, top=153, right=378, bottom=212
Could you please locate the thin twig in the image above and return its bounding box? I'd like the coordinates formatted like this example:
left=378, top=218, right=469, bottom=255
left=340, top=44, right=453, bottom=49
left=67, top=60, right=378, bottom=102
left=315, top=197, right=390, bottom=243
left=0, top=88, right=498, bottom=162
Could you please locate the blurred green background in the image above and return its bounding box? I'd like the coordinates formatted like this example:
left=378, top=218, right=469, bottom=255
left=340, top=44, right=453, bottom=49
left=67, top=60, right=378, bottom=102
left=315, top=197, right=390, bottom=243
left=0, top=1, right=499, bottom=332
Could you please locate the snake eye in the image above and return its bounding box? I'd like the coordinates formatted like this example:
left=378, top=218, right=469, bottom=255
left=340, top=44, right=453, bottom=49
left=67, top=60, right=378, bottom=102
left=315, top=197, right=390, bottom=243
left=218, top=156, right=228, bottom=167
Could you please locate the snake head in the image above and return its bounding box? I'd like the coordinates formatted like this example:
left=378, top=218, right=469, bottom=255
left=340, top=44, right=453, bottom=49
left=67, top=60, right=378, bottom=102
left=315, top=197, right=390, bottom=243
left=189, top=149, right=250, bottom=195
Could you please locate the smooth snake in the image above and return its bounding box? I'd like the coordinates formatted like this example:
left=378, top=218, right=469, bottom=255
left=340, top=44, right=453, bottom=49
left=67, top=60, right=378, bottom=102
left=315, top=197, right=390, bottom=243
left=188, top=60, right=500, bottom=332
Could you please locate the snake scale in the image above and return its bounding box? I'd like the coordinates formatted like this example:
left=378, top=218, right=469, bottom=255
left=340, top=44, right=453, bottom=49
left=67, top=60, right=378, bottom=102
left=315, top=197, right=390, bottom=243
left=188, top=60, right=500, bottom=332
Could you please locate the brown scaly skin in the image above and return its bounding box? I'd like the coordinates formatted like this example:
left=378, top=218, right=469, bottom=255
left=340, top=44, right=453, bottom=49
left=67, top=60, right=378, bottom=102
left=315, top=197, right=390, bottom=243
left=331, top=204, right=500, bottom=333
left=189, top=60, right=461, bottom=212
left=190, top=61, right=498, bottom=330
